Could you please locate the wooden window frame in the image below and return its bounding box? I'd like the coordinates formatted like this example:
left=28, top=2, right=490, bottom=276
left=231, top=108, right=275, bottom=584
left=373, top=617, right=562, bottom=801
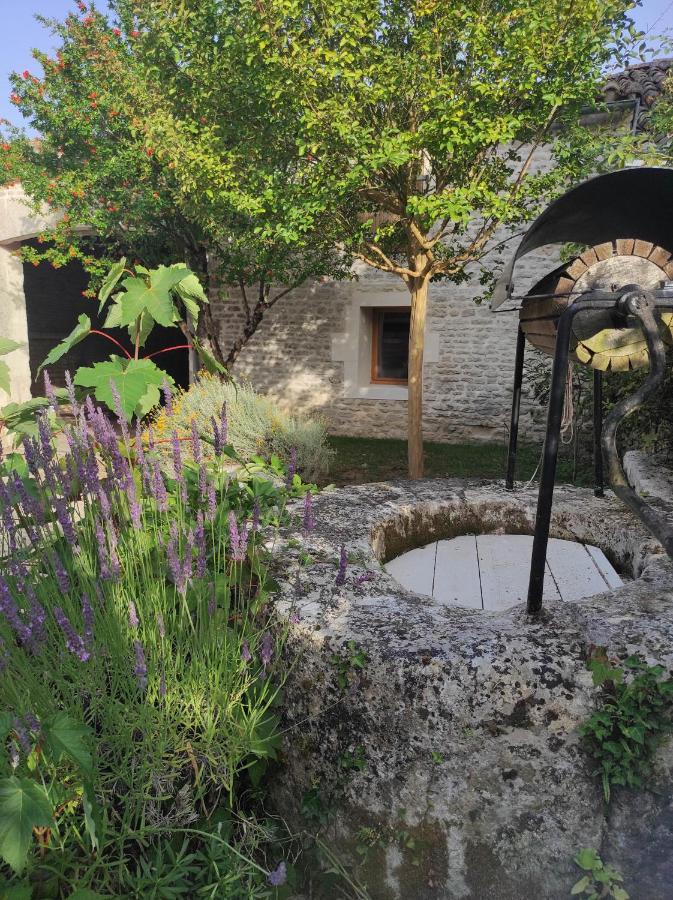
left=370, top=306, right=410, bottom=386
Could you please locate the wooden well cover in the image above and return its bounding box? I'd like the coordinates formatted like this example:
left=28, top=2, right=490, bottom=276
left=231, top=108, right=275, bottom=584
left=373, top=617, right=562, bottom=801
left=520, top=240, right=673, bottom=371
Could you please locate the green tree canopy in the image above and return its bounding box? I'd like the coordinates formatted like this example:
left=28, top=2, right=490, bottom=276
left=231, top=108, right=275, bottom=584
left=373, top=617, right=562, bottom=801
left=127, top=0, right=645, bottom=475
left=1, top=2, right=347, bottom=366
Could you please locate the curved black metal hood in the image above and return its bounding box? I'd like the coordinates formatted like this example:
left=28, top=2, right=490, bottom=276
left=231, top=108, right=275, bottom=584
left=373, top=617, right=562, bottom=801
left=491, top=167, right=673, bottom=309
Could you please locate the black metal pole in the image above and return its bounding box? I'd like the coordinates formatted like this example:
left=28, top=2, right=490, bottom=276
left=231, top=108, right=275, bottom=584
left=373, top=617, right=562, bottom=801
left=526, top=306, right=576, bottom=614
left=593, top=369, right=604, bottom=497
left=506, top=325, right=526, bottom=490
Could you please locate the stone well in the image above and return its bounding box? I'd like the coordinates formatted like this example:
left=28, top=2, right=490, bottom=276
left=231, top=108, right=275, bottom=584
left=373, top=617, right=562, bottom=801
left=270, top=480, right=673, bottom=899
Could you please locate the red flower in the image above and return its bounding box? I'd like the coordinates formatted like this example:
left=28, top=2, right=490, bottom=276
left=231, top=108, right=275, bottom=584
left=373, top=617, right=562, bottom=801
left=145, top=147, right=154, bottom=157
left=77, top=0, right=87, bottom=10
left=130, top=29, right=140, bottom=38
left=9, top=93, right=21, bottom=105
left=112, top=27, right=121, bottom=37
left=22, top=70, right=30, bottom=80
left=88, top=91, right=98, bottom=99
left=83, top=15, right=94, bottom=26
left=1, top=143, right=10, bottom=152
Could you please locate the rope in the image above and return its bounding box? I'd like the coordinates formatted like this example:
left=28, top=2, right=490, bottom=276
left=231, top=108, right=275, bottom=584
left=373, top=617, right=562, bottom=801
left=561, top=361, right=575, bottom=445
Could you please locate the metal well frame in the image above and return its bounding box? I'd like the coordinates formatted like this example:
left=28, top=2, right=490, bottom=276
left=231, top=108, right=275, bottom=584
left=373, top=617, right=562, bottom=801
left=505, top=288, right=673, bottom=614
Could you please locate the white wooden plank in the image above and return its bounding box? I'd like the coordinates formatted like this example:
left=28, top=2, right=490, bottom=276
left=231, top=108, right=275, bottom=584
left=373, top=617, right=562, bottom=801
left=384, top=542, right=437, bottom=597
left=546, top=538, right=613, bottom=601
left=476, top=535, right=561, bottom=611
left=433, top=536, right=482, bottom=609
left=585, top=545, right=623, bottom=589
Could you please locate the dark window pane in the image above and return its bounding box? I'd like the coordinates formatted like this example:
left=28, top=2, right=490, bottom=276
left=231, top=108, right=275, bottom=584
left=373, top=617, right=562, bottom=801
left=373, top=309, right=409, bottom=382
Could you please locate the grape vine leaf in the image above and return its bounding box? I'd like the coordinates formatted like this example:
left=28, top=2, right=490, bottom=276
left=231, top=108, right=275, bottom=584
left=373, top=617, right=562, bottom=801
left=74, top=356, right=172, bottom=421
left=38, top=314, right=91, bottom=375
left=0, top=776, right=53, bottom=873
left=42, top=712, right=93, bottom=777
left=118, top=266, right=191, bottom=329
left=97, top=256, right=127, bottom=312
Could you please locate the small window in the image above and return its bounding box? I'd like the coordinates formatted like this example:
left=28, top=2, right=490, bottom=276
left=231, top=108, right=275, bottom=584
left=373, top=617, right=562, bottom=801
left=371, top=307, right=410, bottom=384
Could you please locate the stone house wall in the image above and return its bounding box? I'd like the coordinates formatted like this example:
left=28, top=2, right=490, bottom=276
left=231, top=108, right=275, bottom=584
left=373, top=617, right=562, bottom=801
left=213, top=146, right=561, bottom=445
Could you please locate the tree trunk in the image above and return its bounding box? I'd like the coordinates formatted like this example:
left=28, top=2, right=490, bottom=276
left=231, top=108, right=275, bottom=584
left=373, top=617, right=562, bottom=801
left=407, top=273, right=430, bottom=479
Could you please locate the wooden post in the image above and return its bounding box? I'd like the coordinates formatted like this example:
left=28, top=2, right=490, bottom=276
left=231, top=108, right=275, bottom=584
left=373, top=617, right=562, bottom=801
left=407, top=274, right=429, bottom=480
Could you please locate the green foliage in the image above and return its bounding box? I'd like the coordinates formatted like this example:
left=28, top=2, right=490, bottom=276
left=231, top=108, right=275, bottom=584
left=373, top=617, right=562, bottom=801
left=74, top=356, right=170, bottom=422
left=0, top=338, right=23, bottom=397
left=37, top=314, right=92, bottom=376
left=581, top=653, right=673, bottom=802
left=330, top=641, right=368, bottom=690
left=0, top=398, right=302, bottom=894
left=150, top=374, right=333, bottom=482
left=571, top=848, right=629, bottom=899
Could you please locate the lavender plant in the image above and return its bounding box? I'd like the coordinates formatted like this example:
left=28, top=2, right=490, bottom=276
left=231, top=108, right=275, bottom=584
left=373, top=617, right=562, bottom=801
left=0, top=385, right=293, bottom=892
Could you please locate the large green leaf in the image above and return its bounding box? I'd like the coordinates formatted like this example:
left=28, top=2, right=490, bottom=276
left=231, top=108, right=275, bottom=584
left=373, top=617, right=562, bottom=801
left=38, top=314, right=91, bottom=375
left=0, top=338, right=22, bottom=357
left=119, top=266, right=190, bottom=329
left=97, top=257, right=127, bottom=312
left=42, top=712, right=93, bottom=777
left=0, top=776, right=53, bottom=873
left=192, top=337, right=230, bottom=377
left=82, top=782, right=102, bottom=852
left=74, top=357, right=171, bottom=422
left=0, top=361, right=10, bottom=396
left=173, top=269, right=208, bottom=323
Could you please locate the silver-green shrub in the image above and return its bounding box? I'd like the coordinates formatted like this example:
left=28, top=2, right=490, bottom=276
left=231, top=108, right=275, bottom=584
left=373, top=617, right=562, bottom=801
left=151, top=373, right=333, bottom=481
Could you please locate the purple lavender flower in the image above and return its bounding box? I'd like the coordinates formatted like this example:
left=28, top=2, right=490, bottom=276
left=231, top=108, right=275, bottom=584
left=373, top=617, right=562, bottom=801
left=167, top=523, right=192, bottom=595
left=151, top=460, right=168, bottom=513
left=26, top=591, right=46, bottom=653
left=133, top=639, right=147, bottom=690
left=126, top=476, right=141, bottom=529
left=198, top=463, right=207, bottom=502
left=65, top=370, right=79, bottom=415
left=241, top=639, right=252, bottom=663
left=206, top=483, right=216, bottom=522
left=267, top=862, right=287, bottom=887
left=228, top=512, right=248, bottom=562
left=336, top=545, right=348, bottom=587
left=43, top=370, right=57, bottom=410
left=195, top=512, right=207, bottom=579
left=54, top=606, right=89, bottom=662
left=22, top=437, right=41, bottom=480
left=171, top=430, right=183, bottom=484
left=289, top=612, right=301, bottom=624
left=260, top=631, right=274, bottom=669
left=128, top=601, right=139, bottom=631
left=95, top=519, right=111, bottom=580
left=156, top=612, right=166, bottom=639
left=52, top=553, right=70, bottom=594
left=53, top=496, right=77, bottom=548
left=37, top=412, right=55, bottom=466
left=82, top=595, right=94, bottom=650
left=285, top=447, right=297, bottom=489
left=13, top=719, right=31, bottom=755
left=355, top=571, right=376, bottom=585
left=24, top=713, right=40, bottom=735
left=211, top=415, right=223, bottom=456
left=0, top=577, right=32, bottom=645
left=109, top=379, right=128, bottom=436
left=302, top=491, right=315, bottom=535
left=162, top=380, right=174, bottom=417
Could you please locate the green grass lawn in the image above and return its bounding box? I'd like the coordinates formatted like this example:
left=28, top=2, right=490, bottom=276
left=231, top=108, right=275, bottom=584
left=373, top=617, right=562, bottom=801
left=325, top=435, right=592, bottom=487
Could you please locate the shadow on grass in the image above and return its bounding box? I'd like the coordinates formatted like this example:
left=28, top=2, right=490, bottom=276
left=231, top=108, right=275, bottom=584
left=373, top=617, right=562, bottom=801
left=324, top=435, right=592, bottom=488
